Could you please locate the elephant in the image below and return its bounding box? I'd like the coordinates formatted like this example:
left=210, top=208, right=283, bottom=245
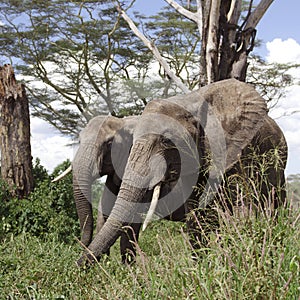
left=72, top=115, right=145, bottom=263
left=71, top=114, right=189, bottom=264
left=77, top=79, right=287, bottom=267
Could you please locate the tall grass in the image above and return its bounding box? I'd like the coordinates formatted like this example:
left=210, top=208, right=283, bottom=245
left=1, top=202, right=299, bottom=299
left=1, top=156, right=299, bottom=299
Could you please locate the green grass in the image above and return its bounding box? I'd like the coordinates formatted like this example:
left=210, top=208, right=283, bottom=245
left=1, top=206, right=299, bottom=299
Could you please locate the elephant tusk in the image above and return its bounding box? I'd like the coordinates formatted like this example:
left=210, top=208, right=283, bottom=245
left=142, top=183, right=161, bottom=232
left=52, top=165, right=72, bottom=182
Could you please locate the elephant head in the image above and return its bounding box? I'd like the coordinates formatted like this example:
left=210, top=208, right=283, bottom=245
left=78, top=79, right=287, bottom=266
left=72, top=115, right=138, bottom=246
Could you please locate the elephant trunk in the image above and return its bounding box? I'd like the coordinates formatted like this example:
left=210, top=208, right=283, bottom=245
left=79, top=139, right=152, bottom=264
left=85, top=182, right=147, bottom=260
left=73, top=146, right=99, bottom=246
left=73, top=174, right=93, bottom=246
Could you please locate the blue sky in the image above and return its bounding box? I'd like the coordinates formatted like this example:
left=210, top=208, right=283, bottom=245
left=30, top=1, right=300, bottom=175
left=256, top=0, right=300, bottom=55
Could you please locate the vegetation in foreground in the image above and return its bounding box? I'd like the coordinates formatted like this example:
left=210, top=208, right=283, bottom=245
left=0, top=208, right=299, bottom=299
left=0, top=161, right=299, bottom=299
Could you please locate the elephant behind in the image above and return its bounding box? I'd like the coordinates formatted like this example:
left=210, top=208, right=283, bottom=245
left=77, top=79, right=288, bottom=267
left=72, top=115, right=145, bottom=263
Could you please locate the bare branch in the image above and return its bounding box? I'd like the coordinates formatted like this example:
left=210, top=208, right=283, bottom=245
left=206, top=0, right=221, bottom=83
left=245, top=0, right=274, bottom=29
left=164, top=0, right=199, bottom=23
left=196, top=0, right=203, bottom=33
left=228, top=0, right=242, bottom=24
left=117, top=6, right=189, bottom=94
left=226, top=0, right=235, bottom=21
left=165, top=0, right=203, bottom=36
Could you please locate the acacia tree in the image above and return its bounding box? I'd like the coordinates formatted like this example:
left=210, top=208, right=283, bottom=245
left=143, top=4, right=201, bottom=93
left=0, top=0, right=153, bottom=136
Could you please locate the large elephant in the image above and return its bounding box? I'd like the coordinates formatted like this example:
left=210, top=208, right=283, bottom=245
left=77, top=79, right=287, bottom=267
left=72, top=115, right=145, bottom=263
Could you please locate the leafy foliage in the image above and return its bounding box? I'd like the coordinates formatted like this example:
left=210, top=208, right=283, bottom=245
left=144, top=2, right=201, bottom=92
left=0, top=159, right=80, bottom=243
left=32, top=157, right=49, bottom=187
left=0, top=0, right=152, bottom=136
left=247, top=55, right=298, bottom=105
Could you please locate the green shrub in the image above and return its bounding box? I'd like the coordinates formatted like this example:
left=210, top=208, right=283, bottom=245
left=32, top=157, right=49, bottom=188
left=0, top=159, right=80, bottom=243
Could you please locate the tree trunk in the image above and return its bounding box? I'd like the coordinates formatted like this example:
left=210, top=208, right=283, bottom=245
left=0, top=64, right=33, bottom=198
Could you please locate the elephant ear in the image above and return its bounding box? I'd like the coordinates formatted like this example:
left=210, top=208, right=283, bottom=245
left=199, top=79, right=268, bottom=172
left=110, top=116, right=139, bottom=179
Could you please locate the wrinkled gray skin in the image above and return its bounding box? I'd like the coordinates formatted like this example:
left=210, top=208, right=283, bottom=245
left=77, top=79, right=288, bottom=267
left=73, top=115, right=145, bottom=263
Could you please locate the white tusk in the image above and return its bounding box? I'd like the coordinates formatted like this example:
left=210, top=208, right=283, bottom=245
left=51, top=165, right=72, bottom=182
left=142, top=184, right=161, bottom=231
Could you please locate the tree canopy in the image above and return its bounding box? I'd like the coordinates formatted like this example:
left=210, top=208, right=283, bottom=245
left=0, top=0, right=296, bottom=136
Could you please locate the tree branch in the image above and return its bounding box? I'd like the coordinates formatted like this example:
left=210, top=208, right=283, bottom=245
left=228, top=0, right=242, bottom=24
left=164, top=0, right=199, bottom=23
left=164, top=0, right=203, bottom=37
left=245, top=0, right=274, bottom=29
left=117, top=5, right=189, bottom=94
left=206, top=0, right=221, bottom=83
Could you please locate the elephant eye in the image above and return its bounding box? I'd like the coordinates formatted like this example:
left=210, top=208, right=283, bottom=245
left=106, top=140, right=113, bottom=150
left=161, top=136, right=173, bottom=147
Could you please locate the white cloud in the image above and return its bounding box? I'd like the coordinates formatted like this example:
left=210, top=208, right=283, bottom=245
left=266, top=38, right=300, bottom=64
left=31, top=117, right=75, bottom=173
left=267, top=38, right=300, bottom=175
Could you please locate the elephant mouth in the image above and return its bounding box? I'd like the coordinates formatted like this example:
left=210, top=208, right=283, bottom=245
left=142, top=167, right=183, bottom=230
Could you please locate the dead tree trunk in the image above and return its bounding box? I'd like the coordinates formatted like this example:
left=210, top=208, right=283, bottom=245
left=0, top=64, right=33, bottom=198
left=201, top=0, right=274, bottom=84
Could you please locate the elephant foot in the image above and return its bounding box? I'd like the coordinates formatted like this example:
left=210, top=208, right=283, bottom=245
left=121, top=251, right=137, bottom=265
left=76, top=251, right=98, bottom=269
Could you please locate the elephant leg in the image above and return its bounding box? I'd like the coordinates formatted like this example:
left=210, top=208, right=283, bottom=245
left=182, top=173, right=213, bottom=252
left=260, top=166, right=286, bottom=213
left=185, top=195, right=220, bottom=257
left=261, top=162, right=287, bottom=211
left=96, top=196, right=111, bottom=257
left=120, top=223, right=142, bottom=264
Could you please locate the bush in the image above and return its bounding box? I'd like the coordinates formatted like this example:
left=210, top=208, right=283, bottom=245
left=0, top=159, right=80, bottom=243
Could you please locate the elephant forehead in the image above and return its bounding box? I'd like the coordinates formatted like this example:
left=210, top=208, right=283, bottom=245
left=80, top=121, right=118, bottom=143
left=144, top=99, right=196, bottom=119
left=134, top=119, right=192, bottom=142
left=80, top=126, right=106, bottom=143
left=135, top=107, right=197, bottom=139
